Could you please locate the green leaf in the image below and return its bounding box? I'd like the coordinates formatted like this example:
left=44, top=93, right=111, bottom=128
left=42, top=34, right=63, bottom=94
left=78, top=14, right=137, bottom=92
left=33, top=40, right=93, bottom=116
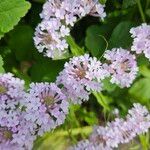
left=129, top=78, right=150, bottom=103
left=122, top=0, right=137, bottom=8
left=7, top=25, right=34, bottom=61
left=139, top=66, right=150, bottom=78
left=0, top=0, right=31, bottom=34
left=0, top=55, right=5, bottom=73
left=109, top=21, right=136, bottom=49
left=66, top=36, right=84, bottom=56
left=85, top=24, right=115, bottom=57
left=30, top=60, right=65, bottom=82
left=146, top=9, right=150, bottom=18
left=92, top=92, right=111, bottom=111
left=0, top=30, right=4, bottom=39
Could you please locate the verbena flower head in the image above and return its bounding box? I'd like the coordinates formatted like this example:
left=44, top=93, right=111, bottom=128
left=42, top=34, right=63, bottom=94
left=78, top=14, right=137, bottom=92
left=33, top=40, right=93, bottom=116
left=0, top=73, right=35, bottom=149
left=70, top=139, right=112, bottom=150
left=130, top=23, right=150, bottom=60
left=72, top=103, right=150, bottom=149
left=35, top=0, right=106, bottom=59
left=56, top=54, right=109, bottom=104
left=25, top=82, right=69, bottom=136
left=34, top=20, right=69, bottom=59
left=104, top=48, right=138, bottom=88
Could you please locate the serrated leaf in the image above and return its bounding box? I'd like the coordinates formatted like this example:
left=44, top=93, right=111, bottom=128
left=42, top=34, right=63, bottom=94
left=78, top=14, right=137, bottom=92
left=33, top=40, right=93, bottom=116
left=109, top=21, right=136, bottom=49
left=0, top=0, right=31, bottom=34
left=122, top=0, right=137, bottom=8
left=0, top=55, right=5, bottom=73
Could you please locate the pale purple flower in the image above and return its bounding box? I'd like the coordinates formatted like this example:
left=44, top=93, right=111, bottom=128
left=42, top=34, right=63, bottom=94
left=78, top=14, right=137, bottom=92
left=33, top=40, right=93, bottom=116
left=104, top=48, right=138, bottom=88
left=35, top=0, right=106, bottom=59
left=71, top=103, right=150, bottom=149
left=24, top=83, right=69, bottom=136
left=34, top=20, right=69, bottom=59
left=56, top=54, right=109, bottom=104
left=130, top=23, right=150, bottom=60
left=0, top=73, right=35, bottom=150
left=70, top=139, right=112, bottom=150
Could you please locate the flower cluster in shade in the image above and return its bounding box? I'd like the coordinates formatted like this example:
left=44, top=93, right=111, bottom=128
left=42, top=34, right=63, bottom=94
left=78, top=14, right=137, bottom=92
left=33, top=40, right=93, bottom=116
left=0, top=73, right=69, bottom=149
left=34, top=0, right=106, bottom=59
left=71, top=103, right=150, bottom=150
left=130, top=23, right=150, bottom=60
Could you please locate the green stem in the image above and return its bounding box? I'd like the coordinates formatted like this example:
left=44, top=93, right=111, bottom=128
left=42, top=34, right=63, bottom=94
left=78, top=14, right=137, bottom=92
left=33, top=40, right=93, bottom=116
left=145, top=0, right=150, bottom=10
left=137, top=0, right=146, bottom=22
left=139, top=134, right=149, bottom=150
left=93, top=92, right=110, bottom=111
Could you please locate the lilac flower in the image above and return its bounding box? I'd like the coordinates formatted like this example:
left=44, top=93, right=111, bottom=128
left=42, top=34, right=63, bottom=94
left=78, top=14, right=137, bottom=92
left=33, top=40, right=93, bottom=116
left=0, top=73, right=35, bottom=149
left=71, top=103, right=150, bottom=150
left=104, top=48, right=138, bottom=88
left=70, top=139, right=112, bottom=150
left=56, top=54, right=109, bottom=104
left=35, top=0, right=106, bottom=59
left=130, top=23, right=150, bottom=60
left=24, top=83, right=69, bottom=136
left=33, top=20, right=69, bottom=59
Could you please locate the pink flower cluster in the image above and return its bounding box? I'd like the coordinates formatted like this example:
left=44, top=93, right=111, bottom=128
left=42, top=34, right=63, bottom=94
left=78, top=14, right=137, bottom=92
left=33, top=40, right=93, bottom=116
left=34, top=0, right=106, bottom=59
left=71, top=103, right=150, bottom=150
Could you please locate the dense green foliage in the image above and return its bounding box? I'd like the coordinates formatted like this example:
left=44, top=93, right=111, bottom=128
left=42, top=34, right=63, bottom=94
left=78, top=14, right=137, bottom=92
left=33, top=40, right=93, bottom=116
left=0, top=0, right=150, bottom=149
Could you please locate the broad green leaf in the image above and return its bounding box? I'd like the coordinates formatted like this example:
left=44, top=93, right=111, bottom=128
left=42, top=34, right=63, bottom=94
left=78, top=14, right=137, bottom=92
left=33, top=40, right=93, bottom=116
left=129, top=78, right=150, bottom=103
left=85, top=25, right=110, bottom=57
left=7, top=25, right=34, bottom=61
left=109, top=21, right=136, bottom=49
left=0, top=55, right=5, bottom=73
left=0, top=0, right=31, bottom=34
left=122, top=0, right=137, bottom=8
left=30, top=60, right=65, bottom=82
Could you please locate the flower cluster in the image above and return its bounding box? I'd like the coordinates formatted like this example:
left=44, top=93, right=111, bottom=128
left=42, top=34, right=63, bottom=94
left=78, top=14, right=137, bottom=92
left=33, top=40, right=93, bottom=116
left=0, top=73, right=35, bottom=150
left=130, top=23, right=150, bottom=60
left=71, top=103, right=150, bottom=150
left=34, top=0, right=106, bottom=58
left=56, top=54, right=109, bottom=104
left=24, top=82, right=69, bottom=136
left=103, top=48, right=138, bottom=87
left=0, top=73, right=69, bottom=149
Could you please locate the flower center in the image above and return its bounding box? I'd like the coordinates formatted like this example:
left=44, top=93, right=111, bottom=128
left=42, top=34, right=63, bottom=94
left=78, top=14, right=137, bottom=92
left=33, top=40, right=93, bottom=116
left=3, top=130, right=12, bottom=140
left=0, top=127, right=13, bottom=142
left=39, top=33, right=57, bottom=45
left=75, top=69, right=86, bottom=79
left=0, top=85, right=7, bottom=94
left=43, top=96, right=55, bottom=107
left=120, top=60, right=130, bottom=72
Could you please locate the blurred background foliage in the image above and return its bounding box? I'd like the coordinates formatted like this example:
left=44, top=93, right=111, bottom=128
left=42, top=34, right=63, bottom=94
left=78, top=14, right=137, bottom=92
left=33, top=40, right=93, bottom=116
left=0, top=0, right=150, bottom=149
